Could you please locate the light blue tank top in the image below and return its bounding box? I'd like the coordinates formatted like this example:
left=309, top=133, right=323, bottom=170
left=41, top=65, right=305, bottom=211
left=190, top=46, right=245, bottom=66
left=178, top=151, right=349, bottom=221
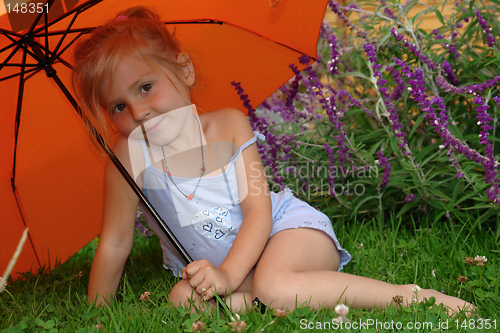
left=138, top=131, right=267, bottom=275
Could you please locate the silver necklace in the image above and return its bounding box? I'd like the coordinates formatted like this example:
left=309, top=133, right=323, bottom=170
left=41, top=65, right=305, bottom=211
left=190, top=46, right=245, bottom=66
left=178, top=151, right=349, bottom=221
left=161, top=115, right=205, bottom=200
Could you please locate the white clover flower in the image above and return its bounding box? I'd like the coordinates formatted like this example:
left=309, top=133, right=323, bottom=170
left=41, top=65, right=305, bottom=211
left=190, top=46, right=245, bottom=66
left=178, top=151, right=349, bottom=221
left=335, top=304, right=350, bottom=317
left=474, top=255, right=487, bottom=263
left=412, top=285, right=421, bottom=294
left=409, top=297, right=417, bottom=305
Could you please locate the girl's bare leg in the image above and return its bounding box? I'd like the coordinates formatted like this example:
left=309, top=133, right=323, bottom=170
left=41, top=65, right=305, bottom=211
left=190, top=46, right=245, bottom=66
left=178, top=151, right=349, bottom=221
left=251, top=228, right=474, bottom=314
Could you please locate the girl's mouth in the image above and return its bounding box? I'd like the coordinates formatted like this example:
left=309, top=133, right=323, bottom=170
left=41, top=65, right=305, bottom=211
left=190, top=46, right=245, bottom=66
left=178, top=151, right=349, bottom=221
left=145, top=118, right=164, bottom=134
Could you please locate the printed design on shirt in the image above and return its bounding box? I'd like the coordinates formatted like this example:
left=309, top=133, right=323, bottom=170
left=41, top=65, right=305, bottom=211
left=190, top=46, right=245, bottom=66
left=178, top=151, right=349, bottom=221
left=192, top=206, right=234, bottom=240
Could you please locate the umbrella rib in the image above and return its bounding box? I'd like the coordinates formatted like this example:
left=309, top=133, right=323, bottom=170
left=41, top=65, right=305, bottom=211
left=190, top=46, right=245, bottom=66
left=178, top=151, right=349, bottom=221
left=162, top=20, right=317, bottom=61
left=223, top=21, right=318, bottom=62
left=23, top=0, right=56, bottom=37
left=54, top=58, right=73, bottom=70
left=53, top=33, right=85, bottom=68
left=2, top=33, right=40, bottom=63
left=0, top=63, right=39, bottom=67
left=0, top=68, right=39, bottom=83
left=0, top=27, right=23, bottom=38
left=30, top=0, right=102, bottom=36
left=34, top=28, right=94, bottom=37
left=51, top=8, right=81, bottom=58
left=44, top=2, right=49, bottom=59
left=0, top=43, right=21, bottom=70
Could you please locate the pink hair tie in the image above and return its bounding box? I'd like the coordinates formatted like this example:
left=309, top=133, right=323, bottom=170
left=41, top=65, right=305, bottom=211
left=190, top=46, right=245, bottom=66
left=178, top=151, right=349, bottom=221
left=115, top=15, right=128, bottom=22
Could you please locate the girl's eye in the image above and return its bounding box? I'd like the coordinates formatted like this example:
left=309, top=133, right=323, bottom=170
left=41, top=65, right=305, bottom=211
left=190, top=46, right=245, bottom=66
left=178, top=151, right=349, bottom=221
left=114, top=104, right=126, bottom=113
left=141, top=83, right=152, bottom=93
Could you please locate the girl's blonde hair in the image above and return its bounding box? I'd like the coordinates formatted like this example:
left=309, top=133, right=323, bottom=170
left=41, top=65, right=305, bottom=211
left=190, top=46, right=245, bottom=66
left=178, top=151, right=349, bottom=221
left=72, top=6, right=192, bottom=155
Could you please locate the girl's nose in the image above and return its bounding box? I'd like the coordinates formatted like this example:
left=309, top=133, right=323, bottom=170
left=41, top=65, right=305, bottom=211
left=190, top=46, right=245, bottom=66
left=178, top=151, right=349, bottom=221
left=130, top=104, right=150, bottom=123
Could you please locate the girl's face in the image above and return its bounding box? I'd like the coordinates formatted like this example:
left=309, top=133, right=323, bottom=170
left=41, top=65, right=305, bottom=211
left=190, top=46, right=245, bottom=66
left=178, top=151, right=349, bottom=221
left=101, top=52, right=195, bottom=142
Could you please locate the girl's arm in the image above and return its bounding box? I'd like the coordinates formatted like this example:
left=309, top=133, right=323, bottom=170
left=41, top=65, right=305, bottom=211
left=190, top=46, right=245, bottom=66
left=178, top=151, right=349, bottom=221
left=88, top=136, right=139, bottom=305
left=183, top=109, right=272, bottom=297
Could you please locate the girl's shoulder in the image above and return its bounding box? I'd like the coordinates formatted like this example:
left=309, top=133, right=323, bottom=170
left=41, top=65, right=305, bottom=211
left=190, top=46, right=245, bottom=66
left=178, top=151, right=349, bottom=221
left=200, top=108, right=254, bottom=146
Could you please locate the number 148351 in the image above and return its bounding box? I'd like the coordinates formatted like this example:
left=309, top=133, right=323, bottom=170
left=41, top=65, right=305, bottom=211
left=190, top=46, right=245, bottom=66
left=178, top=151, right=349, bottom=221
left=6, top=3, right=49, bottom=14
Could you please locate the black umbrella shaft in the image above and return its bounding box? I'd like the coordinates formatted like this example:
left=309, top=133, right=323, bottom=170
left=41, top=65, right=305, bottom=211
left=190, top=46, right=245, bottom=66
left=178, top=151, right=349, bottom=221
left=28, top=41, right=192, bottom=264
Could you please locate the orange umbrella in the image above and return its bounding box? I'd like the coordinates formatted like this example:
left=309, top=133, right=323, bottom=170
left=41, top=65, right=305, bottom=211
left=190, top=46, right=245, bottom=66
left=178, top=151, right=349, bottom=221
left=0, top=0, right=328, bottom=280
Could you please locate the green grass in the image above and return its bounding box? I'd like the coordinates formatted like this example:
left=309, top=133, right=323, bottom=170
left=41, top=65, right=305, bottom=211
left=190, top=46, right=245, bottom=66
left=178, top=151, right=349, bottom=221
left=1, top=215, right=499, bottom=332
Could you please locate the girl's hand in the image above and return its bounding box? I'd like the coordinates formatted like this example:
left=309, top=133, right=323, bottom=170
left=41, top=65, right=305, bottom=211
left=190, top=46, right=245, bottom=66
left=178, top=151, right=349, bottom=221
left=181, top=260, right=233, bottom=301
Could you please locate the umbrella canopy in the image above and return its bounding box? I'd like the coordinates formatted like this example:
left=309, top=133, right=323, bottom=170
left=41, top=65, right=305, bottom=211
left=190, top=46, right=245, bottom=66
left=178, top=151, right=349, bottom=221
left=0, top=0, right=328, bottom=280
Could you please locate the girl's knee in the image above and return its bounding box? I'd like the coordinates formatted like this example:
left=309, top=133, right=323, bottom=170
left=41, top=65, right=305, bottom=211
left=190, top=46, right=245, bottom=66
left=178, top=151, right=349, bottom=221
left=169, top=280, right=196, bottom=307
left=252, top=273, right=289, bottom=307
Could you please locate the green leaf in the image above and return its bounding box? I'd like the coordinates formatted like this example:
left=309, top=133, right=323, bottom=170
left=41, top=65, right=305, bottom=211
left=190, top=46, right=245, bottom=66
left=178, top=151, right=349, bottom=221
left=335, top=71, right=369, bottom=80
left=36, top=318, right=46, bottom=328
left=44, top=320, right=55, bottom=330
left=435, top=9, right=445, bottom=25
left=409, top=114, right=424, bottom=139
left=352, top=195, right=378, bottom=217
left=427, top=186, right=451, bottom=201
left=475, top=288, right=485, bottom=298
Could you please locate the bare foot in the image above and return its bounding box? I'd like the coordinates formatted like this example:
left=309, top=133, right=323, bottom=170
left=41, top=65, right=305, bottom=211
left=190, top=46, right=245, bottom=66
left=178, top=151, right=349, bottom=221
left=418, top=287, right=475, bottom=317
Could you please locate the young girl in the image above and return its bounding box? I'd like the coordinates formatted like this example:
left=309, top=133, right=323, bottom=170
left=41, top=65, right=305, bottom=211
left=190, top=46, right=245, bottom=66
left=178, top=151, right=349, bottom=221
left=73, top=6, right=473, bottom=314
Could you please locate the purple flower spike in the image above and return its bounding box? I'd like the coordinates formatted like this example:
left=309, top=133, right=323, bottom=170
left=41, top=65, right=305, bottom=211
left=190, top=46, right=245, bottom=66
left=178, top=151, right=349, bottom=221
left=442, top=61, right=460, bottom=85
left=476, top=10, right=497, bottom=47
left=472, top=95, right=493, bottom=146
left=327, top=33, right=340, bottom=76
left=377, top=150, right=391, bottom=188
left=379, top=0, right=397, bottom=20
left=391, top=28, right=439, bottom=70
left=405, top=193, right=416, bottom=202
left=394, top=57, right=500, bottom=204
left=364, top=44, right=409, bottom=152
left=493, top=96, right=500, bottom=107
left=388, top=66, right=406, bottom=101
left=232, top=81, right=295, bottom=190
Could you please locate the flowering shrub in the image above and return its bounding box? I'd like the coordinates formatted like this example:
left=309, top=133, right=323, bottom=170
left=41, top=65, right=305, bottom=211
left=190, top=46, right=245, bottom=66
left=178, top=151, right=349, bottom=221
left=235, top=0, right=500, bottom=227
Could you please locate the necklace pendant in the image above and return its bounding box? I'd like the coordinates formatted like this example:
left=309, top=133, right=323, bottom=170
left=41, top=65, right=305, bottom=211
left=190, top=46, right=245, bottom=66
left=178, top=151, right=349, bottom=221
left=187, top=194, right=194, bottom=200
left=201, top=167, right=206, bottom=173
left=167, top=171, right=172, bottom=177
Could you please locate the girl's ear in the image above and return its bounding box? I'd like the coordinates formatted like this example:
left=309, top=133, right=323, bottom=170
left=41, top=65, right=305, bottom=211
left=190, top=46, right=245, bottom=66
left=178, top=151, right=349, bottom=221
left=177, top=53, right=195, bottom=87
